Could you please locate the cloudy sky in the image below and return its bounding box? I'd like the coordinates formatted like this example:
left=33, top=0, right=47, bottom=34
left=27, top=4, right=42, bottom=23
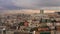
left=0, top=0, right=60, bottom=10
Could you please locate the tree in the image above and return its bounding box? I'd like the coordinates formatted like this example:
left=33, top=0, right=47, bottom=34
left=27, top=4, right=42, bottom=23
left=18, top=22, right=24, bottom=26
left=30, top=27, right=38, bottom=32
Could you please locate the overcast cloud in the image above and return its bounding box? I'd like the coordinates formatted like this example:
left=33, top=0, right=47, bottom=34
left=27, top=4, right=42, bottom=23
left=0, top=0, right=60, bottom=10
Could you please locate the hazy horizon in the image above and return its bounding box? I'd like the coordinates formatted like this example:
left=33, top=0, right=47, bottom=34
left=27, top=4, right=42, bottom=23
left=0, top=0, right=60, bottom=14
left=0, top=10, right=60, bottom=15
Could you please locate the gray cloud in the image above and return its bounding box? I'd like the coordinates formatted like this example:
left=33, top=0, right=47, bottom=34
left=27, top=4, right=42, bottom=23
left=0, top=0, right=60, bottom=10
left=40, top=0, right=60, bottom=7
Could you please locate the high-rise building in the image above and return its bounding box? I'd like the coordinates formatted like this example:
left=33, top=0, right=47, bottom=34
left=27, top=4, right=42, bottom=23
left=40, top=10, right=44, bottom=14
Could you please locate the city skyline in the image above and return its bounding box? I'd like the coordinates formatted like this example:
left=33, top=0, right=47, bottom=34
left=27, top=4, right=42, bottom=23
left=0, top=10, right=59, bottom=14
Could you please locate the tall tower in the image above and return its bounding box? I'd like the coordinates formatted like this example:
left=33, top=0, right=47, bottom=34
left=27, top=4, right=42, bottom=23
left=40, top=10, right=44, bottom=14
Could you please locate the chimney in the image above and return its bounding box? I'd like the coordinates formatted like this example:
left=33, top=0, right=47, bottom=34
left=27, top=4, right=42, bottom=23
left=40, top=10, right=44, bottom=14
